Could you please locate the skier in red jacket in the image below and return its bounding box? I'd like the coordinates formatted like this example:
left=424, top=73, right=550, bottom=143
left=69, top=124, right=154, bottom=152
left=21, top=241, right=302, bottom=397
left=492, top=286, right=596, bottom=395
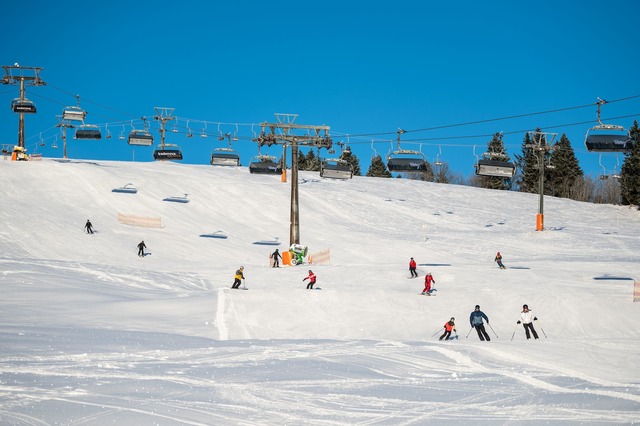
left=422, top=272, right=436, bottom=295
left=303, top=270, right=317, bottom=289
left=409, top=257, right=418, bottom=278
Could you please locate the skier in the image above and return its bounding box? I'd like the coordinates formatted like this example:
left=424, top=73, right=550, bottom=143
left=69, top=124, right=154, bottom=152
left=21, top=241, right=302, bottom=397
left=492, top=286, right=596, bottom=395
left=303, top=270, right=317, bottom=289
left=84, top=219, right=94, bottom=234
left=517, top=304, right=539, bottom=340
left=271, top=249, right=282, bottom=268
left=495, top=252, right=506, bottom=269
left=137, top=240, right=147, bottom=257
left=422, top=272, right=436, bottom=295
left=409, top=257, right=418, bottom=278
left=231, top=266, right=245, bottom=289
left=439, top=317, right=457, bottom=341
left=469, top=305, right=491, bottom=341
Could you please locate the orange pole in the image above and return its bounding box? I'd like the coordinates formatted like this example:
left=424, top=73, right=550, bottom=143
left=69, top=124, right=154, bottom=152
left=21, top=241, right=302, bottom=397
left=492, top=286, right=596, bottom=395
left=536, top=214, right=544, bottom=231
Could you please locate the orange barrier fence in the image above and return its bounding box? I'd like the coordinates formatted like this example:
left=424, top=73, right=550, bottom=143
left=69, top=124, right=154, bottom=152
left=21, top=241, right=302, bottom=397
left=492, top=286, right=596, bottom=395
left=117, top=213, right=162, bottom=228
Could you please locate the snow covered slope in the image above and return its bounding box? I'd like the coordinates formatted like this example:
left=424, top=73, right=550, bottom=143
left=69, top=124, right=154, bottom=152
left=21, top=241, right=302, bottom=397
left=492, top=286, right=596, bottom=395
left=1, top=158, right=639, bottom=424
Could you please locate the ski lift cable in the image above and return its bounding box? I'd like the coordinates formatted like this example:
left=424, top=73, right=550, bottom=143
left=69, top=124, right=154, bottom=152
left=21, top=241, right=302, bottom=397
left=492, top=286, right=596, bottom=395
left=337, top=94, right=640, bottom=138
left=334, top=112, right=640, bottom=149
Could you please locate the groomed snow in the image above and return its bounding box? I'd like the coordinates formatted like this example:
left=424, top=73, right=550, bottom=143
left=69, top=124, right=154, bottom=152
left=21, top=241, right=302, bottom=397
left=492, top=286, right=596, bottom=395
left=1, top=158, right=639, bottom=425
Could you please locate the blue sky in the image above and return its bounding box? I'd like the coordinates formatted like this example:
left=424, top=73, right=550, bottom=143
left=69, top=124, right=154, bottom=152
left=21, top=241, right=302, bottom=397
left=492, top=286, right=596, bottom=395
left=2, top=0, right=639, bottom=178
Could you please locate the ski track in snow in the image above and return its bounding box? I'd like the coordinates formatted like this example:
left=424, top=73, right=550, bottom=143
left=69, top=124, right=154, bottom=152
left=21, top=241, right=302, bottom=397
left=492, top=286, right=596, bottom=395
left=1, top=160, right=640, bottom=424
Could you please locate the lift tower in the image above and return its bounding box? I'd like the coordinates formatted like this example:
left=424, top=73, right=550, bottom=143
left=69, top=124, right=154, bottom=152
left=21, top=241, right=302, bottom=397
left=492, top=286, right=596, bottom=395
left=258, top=114, right=332, bottom=245
left=153, top=107, right=176, bottom=150
left=1, top=65, right=46, bottom=148
left=527, top=131, right=556, bottom=231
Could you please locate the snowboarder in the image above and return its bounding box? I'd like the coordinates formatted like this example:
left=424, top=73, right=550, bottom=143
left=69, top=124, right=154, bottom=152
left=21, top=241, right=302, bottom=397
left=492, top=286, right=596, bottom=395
left=517, top=304, right=539, bottom=340
left=84, top=219, right=94, bottom=234
left=440, top=317, right=457, bottom=341
left=137, top=240, right=147, bottom=257
left=271, top=249, right=282, bottom=268
left=470, top=305, right=491, bottom=341
left=409, top=257, right=418, bottom=278
left=303, top=269, right=317, bottom=289
left=231, top=266, right=245, bottom=289
left=422, top=272, right=436, bottom=294
left=495, top=252, right=506, bottom=269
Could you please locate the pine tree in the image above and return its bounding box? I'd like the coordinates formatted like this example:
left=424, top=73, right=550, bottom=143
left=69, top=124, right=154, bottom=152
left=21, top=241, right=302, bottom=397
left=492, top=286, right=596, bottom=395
left=477, top=132, right=512, bottom=190
left=620, top=120, right=640, bottom=207
left=297, top=148, right=308, bottom=170
left=547, top=134, right=584, bottom=199
left=340, top=149, right=362, bottom=176
left=515, top=130, right=543, bottom=193
left=299, top=149, right=321, bottom=171
left=366, top=155, right=392, bottom=178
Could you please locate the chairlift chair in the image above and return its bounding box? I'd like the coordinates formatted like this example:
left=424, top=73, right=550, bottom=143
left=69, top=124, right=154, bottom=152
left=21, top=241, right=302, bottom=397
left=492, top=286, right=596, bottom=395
left=11, top=98, right=36, bottom=114
left=128, top=129, right=154, bottom=146
left=387, top=150, right=427, bottom=172
left=249, top=155, right=282, bottom=174
left=584, top=98, right=633, bottom=153
left=320, top=158, right=353, bottom=179
left=584, top=125, right=632, bottom=153
left=210, top=148, right=240, bottom=166
left=153, top=143, right=183, bottom=160
left=475, top=158, right=516, bottom=177
left=74, top=124, right=102, bottom=140
left=62, top=106, right=86, bottom=121
left=386, top=128, right=426, bottom=172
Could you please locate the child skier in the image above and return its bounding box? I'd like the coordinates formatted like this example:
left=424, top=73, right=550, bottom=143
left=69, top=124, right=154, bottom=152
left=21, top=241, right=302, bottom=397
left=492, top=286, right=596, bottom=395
left=439, top=317, right=457, bottom=341
left=231, top=266, right=245, bottom=289
left=495, top=252, right=506, bottom=269
left=422, top=272, right=436, bottom=295
left=303, top=270, right=317, bottom=289
left=517, top=304, right=539, bottom=339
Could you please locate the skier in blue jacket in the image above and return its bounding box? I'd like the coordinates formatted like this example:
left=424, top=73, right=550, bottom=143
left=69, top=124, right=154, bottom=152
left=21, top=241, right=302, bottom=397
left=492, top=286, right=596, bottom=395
left=469, top=305, right=491, bottom=341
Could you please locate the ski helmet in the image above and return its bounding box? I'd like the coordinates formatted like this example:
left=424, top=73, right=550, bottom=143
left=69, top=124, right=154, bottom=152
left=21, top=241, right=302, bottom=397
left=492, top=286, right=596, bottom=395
left=523, top=304, right=528, bottom=309
left=475, top=305, right=480, bottom=309
left=450, top=317, right=455, bottom=321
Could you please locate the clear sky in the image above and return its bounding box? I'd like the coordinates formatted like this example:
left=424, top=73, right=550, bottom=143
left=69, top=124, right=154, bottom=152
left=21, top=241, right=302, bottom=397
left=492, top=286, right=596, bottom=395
left=2, top=0, right=639, bottom=178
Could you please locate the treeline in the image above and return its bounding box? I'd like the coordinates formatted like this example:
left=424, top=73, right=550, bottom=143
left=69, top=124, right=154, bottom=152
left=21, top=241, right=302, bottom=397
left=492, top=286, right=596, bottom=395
left=295, top=120, right=640, bottom=208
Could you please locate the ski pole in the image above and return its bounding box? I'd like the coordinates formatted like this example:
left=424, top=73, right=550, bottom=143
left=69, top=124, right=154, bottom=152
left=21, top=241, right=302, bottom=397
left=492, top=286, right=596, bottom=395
left=535, top=318, right=547, bottom=338
left=488, top=323, right=499, bottom=338
left=432, top=327, right=444, bottom=337
left=243, top=279, right=247, bottom=290
left=466, top=327, right=473, bottom=338
left=510, top=324, right=519, bottom=341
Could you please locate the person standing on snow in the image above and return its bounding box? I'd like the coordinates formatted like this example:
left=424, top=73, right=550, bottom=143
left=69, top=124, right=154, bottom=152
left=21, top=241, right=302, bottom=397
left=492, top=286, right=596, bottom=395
left=271, top=249, right=282, bottom=268
left=439, top=317, right=457, bottom=341
left=84, top=219, right=94, bottom=234
left=137, top=240, right=147, bottom=257
left=495, top=252, right=506, bottom=269
left=470, top=305, right=491, bottom=341
left=303, top=270, right=317, bottom=289
left=422, top=272, right=436, bottom=294
left=517, top=304, right=539, bottom=340
left=231, top=266, right=245, bottom=289
left=409, top=257, right=418, bottom=278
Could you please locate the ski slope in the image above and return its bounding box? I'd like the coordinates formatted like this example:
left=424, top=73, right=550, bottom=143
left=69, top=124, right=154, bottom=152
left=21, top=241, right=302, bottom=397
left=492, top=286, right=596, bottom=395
left=1, top=158, right=639, bottom=425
